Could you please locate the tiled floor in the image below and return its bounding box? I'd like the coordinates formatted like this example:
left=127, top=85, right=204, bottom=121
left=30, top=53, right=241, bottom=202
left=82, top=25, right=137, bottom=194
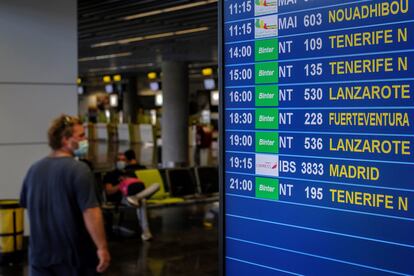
left=0, top=202, right=219, bottom=276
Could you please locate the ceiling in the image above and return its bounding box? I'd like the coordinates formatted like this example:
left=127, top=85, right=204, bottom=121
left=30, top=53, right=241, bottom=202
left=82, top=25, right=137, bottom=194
left=78, top=0, right=218, bottom=76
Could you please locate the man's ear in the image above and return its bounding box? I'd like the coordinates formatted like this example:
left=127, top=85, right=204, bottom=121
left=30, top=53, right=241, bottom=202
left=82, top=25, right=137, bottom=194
left=61, top=135, right=70, bottom=148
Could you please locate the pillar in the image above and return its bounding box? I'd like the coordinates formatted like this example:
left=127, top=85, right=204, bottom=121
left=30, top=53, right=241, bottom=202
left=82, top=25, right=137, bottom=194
left=161, top=61, right=189, bottom=167
left=0, top=0, right=77, bottom=231
left=123, top=76, right=139, bottom=123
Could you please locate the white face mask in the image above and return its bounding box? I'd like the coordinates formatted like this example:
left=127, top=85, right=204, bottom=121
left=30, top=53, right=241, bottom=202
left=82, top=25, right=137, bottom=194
left=74, top=140, right=88, bottom=157
left=116, top=161, right=126, bottom=170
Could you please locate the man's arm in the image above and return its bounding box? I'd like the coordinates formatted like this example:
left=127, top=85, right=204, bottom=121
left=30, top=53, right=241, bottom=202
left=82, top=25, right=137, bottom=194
left=83, top=207, right=111, bottom=273
left=20, top=169, right=31, bottom=208
left=104, top=183, right=120, bottom=195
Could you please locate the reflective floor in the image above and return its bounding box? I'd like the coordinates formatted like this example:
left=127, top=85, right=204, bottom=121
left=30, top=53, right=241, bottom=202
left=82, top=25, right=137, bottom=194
left=0, top=202, right=219, bottom=276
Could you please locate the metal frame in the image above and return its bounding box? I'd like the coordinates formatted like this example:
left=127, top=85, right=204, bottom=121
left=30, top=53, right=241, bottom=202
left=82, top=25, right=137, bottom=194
left=218, top=0, right=225, bottom=275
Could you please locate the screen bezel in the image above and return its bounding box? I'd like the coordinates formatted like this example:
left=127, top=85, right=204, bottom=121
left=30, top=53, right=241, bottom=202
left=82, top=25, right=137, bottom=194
left=218, top=0, right=225, bottom=275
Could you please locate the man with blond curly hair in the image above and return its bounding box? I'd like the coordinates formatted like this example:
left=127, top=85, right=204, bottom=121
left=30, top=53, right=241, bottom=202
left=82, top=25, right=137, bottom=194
left=20, top=114, right=110, bottom=275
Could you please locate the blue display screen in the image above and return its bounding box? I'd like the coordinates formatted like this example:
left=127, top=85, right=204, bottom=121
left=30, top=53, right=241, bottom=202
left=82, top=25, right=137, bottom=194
left=221, top=0, right=414, bottom=275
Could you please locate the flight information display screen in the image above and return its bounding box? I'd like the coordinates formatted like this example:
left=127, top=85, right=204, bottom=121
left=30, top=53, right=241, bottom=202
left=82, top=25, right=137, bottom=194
left=220, top=0, right=414, bottom=275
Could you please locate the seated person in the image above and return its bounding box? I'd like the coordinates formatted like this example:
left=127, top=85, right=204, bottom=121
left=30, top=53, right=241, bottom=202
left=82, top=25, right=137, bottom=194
left=123, top=149, right=146, bottom=171
left=103, top=152, right=159, bottom=241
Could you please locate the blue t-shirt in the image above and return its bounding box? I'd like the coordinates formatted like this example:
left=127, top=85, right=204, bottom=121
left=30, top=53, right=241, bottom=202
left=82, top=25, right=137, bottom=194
left=20, top=157, right=99, bottom=267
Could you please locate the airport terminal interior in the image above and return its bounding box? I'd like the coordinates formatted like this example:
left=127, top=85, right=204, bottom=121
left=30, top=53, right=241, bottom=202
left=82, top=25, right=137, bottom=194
left=0, top=0, right=219, bottom=275
left=2, top=0, right=414, bottom=275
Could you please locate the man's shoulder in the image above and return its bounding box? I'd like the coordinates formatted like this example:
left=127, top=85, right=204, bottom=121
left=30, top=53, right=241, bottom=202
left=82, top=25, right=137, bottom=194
left=32, top=157, right=90, bottom=173
left=28, top=156, right=52, bottom=171
left=32, top=156, right=73, bottom=165
left=31, top=156, right=49, bottom=165
left=71, top=159, right=93, bottom=176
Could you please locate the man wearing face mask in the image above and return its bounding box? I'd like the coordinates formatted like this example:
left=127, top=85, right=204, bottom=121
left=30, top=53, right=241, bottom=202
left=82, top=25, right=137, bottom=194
left=20, top=114, right=110, bottom=275
left=123, top=149, right=145, bottom=171
left=103, top=152, right=159, bottom=241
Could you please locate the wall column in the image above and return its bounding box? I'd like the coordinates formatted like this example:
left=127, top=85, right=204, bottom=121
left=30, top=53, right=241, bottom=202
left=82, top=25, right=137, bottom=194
left=161, top=61, right=189, bottom=167
left=123, top=76, right=139, bottom=123
left=0, top=0, right=77, bottom=233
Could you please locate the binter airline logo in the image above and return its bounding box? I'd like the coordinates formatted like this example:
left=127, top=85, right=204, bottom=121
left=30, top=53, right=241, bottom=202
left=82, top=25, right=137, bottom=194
left=255, top=154, right=279, bottom=177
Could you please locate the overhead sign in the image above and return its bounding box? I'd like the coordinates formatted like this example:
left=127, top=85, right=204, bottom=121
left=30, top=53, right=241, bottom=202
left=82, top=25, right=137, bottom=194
left=220, top=0, right=414, bottom=275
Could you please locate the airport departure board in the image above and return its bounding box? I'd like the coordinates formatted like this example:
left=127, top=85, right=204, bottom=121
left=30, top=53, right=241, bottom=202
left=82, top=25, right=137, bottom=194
left=220, top=0, right=414, bottom=275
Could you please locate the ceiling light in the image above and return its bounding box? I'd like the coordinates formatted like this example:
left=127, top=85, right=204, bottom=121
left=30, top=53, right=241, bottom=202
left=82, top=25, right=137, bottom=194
left=118, top=37, right=143, bottom=44
left=91, top=27, right=209, bottom=48
left=89, top=66, right=118, bottom=73
left=88, top=63, right=155, bottom=73
left=175, top=27, right=209, bottom=35
left=79, top=52, right=132, bottom=61
left=120, top=63, right=154, bottom=70
left=144, top=32, right=174, bottom=40
left=124, top=10, right=162, bottom=20
left=90, top=41, right=118, bottom=48
left=164, top=1, right=213, bottom=12
left=123, top=0, right=217, bottom=21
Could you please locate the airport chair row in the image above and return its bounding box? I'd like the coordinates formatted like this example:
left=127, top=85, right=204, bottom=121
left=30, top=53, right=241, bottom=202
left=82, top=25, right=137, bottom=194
left=97, top=166, right=218, bottom=237
left=135, top=166, right=219, bottom=207
left=96, top=166, right=219, bottom=208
